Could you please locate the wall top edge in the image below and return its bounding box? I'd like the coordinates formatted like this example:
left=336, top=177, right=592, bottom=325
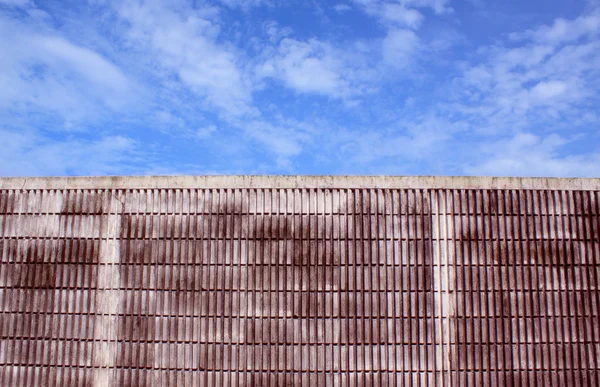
left=0, top=175, right=599, bottom=191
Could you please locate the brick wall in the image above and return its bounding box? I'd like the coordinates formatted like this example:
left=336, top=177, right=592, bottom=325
left=1, top=181, right=599, bottom=386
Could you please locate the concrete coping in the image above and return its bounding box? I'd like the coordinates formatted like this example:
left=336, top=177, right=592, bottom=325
left=1, top=176, right=599, bottom=190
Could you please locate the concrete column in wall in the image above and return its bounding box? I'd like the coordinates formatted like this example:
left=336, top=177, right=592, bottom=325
left=92, top=191, right=123, bottom=387
left=431, top=190, right=456, bottom=386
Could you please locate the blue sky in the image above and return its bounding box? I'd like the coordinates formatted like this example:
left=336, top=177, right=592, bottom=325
left=1, top=0, right=599, bottom=176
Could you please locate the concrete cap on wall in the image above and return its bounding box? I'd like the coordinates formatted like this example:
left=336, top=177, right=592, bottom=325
left=1, top=175, right=599, bottom=190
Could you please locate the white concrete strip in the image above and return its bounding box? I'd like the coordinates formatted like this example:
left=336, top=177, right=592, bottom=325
left=431, top=192, right=444, bottom=386
left=92, top=193, right=122, bottom=387
left=431, top=191, right=455, bottom=386
left=1, top=175, right=600, bottom=190
left=441, top=191, right=456, bottom=386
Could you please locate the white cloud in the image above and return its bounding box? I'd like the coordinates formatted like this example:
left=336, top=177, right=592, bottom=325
left=0, top=129, right=141, bottom=176
left=319, top=8, right=600, bottom=176
left=0, top=0, right=32, bottom=6
left=495, top=44, right=555, bottom=70
left=346, top=0, right=452, bottom=79
left=465, top=132, right=600, bottom=177
left=235, top=119, right=309, bottom=169
left=345, top=128, right=445, bottom=164
left=512, top=13, right=600, bottom=45
left=352, top=0, right=450, bottom=28
left=262, top=20, right=293, bottom=43
left=32, top=35, right=130, bottom=95
left=0, top=17, right=134, bottom=127
left=114, top=0, right=253, bottom=117
left=155, top=110, right=187, bottom=131
left=246, top=122, right=302, bottom=158
left=196, top=124, right=217, bottom=138
left=403, top=0, right=451, bottom=14
left=216, top=0, right=271, bottom=8
left=1, top=0, right=598, bottom=176
left=382, top=28, right=420, bottom=67
left=452, top=13, right=600, bottom=134
left=380, top=4, right=423, bottom=29
left=218, top=115, right=323, bottom=168
left=259, top=38, right=352, bottom=97
left=326, top=115, right=465, bottom=170
left=530, top=80, right=568, bottom=100
left=333, top=4, right=352, bottom=13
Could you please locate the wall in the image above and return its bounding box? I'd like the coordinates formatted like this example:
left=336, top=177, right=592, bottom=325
left=0, top=177, right=599, bottom=386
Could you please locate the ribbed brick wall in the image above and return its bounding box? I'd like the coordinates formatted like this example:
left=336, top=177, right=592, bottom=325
left=0, top=177, right=599, bottom=386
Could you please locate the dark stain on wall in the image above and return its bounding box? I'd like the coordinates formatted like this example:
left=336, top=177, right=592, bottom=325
left=5, top=241, right=58, bottom=289
left=60, top=189, right=106, bottom=216
left=452, top=189, right=600, bottom=378
left=112, top=188, right=436, bottom=374
left=0, top=189, right=105, bottom=386
left=0, top=191, right=9, bottom=214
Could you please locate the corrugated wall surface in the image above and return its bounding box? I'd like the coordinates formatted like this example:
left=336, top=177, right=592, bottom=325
left=0, top=186, right=599, bottom=386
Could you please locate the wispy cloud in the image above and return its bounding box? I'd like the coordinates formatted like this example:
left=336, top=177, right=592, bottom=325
left=465, top=132, right=600, bottom=177
left=216, top=0, right=272, bottom=9
left=258, top=38, right=358, bottom=97
left=0, top=15, right=133, bottom=125
left=450, top=21, right=600, bottom=134
left=0, top=0, right=32, bottom=6
left=0, top=129, right=142, bottom=176
left=381, top=28, right=420, bottom=67
left=0, top=0, right=598, bottom=176
left=112, top=0, right=253, bottom=118
left=510, top=12, right=600, bottom=45
left=352, top=0, right=450, bottom=28
left=332, top=4, right=352, bottom=13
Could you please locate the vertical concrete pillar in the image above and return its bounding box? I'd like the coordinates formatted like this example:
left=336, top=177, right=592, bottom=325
left=93, top=192, right=122, bottom=387
left=431, top=190, right=455, bottom=386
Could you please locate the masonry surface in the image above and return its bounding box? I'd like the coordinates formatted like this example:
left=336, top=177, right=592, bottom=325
left=0, top=176, right=599, bottom=386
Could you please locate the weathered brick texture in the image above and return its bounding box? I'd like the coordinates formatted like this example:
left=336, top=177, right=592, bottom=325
left=0, top=177, right=599, bottom=386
